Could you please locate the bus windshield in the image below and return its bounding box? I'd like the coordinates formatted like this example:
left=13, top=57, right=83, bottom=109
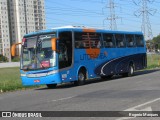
left=21, top=34, right=56, bottom=70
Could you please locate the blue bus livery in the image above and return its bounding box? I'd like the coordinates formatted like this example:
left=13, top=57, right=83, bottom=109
left=11, top=26, right=147, bottom=88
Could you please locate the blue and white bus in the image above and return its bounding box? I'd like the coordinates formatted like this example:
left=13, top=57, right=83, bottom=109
left=11, top=26, right=147, bottom=88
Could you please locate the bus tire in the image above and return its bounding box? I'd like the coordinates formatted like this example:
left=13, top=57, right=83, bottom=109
left=123, top=64, right=134, bottom=77
left=74, top=70, right=86, bottom=86
left=46, top=84, right=57, bottom=88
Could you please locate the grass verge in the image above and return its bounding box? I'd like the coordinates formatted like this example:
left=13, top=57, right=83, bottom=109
left=147, top=54, right=160, bottom=69
left=0, top=67, right=42, bottom=93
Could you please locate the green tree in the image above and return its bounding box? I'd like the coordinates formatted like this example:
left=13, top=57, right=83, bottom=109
left=0, top=54, right=8, bottom=62
left=152, top=35, right=160, bottom=50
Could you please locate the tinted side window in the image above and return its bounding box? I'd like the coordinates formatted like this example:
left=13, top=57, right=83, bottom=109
left=115, top=34, right=126, bottom=48
left=126, top=34, right=135, bottom=47
left=75, top=32, right=102, bottom=49
left=135, top=35, right=144, bottom=47
left=89, top=33, right=102, bottom=48
left=59, top=32, right=72, bottom=69
left=103, top=33, right=115, bottom=48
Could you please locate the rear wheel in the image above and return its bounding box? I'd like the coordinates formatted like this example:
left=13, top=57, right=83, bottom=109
left=46, top=84, right=57, bottom=88
left=74, top=70, right=86, bottom=86
left=123, top=64, right=134, bottom=77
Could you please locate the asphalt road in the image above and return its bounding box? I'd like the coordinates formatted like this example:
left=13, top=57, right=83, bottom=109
left=1, top=69, right=160, bottom=120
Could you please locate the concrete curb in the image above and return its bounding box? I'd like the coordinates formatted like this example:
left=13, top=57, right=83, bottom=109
left=0, top=62, right=20, bottom=68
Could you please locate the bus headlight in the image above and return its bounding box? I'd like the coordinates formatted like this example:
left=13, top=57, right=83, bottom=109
left=47, top=70, right=59, bottom=75
left=21, top=74, right=26, bottom=77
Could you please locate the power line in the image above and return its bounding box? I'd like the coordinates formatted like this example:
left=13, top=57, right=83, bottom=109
left=46, top=0, right=103, bottom=15
left=103, top=0, right=120, bottom=30
left=133, top=0, right=157, bottom=40
left=69, top=0, right=103, bottom=4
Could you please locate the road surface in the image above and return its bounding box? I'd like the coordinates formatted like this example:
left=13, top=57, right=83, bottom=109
left=0, top=69, right=160, bottom=120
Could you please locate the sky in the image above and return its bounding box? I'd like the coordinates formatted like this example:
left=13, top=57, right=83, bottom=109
left=45, top=0, right=160, bottom=39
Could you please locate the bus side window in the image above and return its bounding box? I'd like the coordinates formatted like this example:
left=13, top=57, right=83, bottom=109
left=89, top=33, right=102, bottom=48
left=115, top=34, right=126, bottom=48
left=135, top=35, right=144, bottom=47
left=126, top=34, right=135, bottom=47
left=75, top=32, right=102, bottom=49
left=103, top=33, right=115, bottom=48
left=75, top=32, right=88, bottom=49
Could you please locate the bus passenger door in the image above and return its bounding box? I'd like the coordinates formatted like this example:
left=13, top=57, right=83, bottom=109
left=58, top=32, right=73, bottom=69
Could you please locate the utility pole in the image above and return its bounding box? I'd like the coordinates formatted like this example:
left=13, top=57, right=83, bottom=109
left=133, top=0, right=156, bottom=40
left=24, top=0, right=28, bottom=34
left=103, top=0, right=119, bottom=30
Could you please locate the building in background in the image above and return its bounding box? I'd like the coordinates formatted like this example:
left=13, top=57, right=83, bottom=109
left=0, top=0, right=46, bottom=62
left=34, top=0, right=46, bottom=31
left=0, top=0, right=11, bottom=62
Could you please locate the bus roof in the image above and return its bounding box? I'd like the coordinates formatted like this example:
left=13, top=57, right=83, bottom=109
left=24, top=26, right=143, bottom=37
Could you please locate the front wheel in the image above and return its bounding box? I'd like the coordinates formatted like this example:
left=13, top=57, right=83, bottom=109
left=74, top=70, right=86, bottom=86
left=46, top=84, right=57, bottom=89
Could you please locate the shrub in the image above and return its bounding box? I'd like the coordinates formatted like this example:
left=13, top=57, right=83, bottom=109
left=0, top=54, right=8, bottom=62
left=12, top=56, right=20, bottom=62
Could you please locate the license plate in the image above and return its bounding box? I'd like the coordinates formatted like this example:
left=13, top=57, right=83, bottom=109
left=34, top=80, right=40, bottom=83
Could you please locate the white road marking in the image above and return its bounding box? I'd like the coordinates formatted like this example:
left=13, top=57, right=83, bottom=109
left=117, top=117, right=135, bottom=120
left=125, top=106, right=152, bottom=111
left=124, top=97, right=160, bottom=111
left=116, top=97, right=160, bottom=120
left=52, top=95, right=76, bottom=102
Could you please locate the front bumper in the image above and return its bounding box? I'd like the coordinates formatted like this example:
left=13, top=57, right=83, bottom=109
left=21, top=72, right=62, bottom=86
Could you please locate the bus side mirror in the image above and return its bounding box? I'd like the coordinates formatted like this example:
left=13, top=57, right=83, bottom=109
left=11, top=44, right=16, bottom=57
left=11, top=43, right=22, bottom=56
left=51, top=38, right=57, bottom=51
